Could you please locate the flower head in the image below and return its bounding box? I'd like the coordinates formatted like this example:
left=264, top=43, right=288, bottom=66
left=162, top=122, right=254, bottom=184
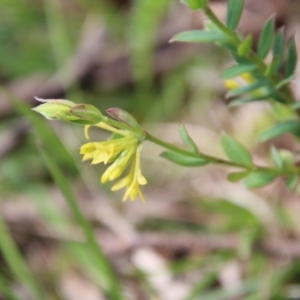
left=80, top=122, right=147, bottom=202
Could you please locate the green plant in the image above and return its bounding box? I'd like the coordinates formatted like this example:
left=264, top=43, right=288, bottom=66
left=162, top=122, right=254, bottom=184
left=34, top=0, right=300, bottom=198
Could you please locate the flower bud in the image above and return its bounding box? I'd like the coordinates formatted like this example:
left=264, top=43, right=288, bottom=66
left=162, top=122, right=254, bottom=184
left=33, top=97, right=103, bottom=125
left=32, top=97, right=77, bottom=121
left=70, top=104, right=103, bottom=124
left=106, top=107, right=144, bottom=136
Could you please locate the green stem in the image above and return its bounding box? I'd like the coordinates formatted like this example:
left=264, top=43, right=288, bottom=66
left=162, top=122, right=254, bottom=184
left=145, top=132, right=300, bottom=176
left=0, top=214, right=43, bottom=299
left=204, top=7, right=240, bottom=46
left=39, top=148, right=121, bottom=300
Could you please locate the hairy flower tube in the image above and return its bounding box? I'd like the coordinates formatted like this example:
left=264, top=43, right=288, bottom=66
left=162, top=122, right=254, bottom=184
left=80, top=122, right=147, bottom=202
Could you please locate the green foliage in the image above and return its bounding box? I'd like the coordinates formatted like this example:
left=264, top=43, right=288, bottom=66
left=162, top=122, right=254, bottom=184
left=70, top=104, right=104, bottom=124
left=238, top=35, right=253, bottom=57
left=179, top=124, right=199, bottom=154
left=228, top=171, right=249, bottom=182
left=257, top=18, right=275, bottom=59
left=272, top=30, right=284, bottom=72
left=171, top=30, right=227, bottom=43
left=270, top=146, right=284, bottom=169
left=3, top=0, right=300, bottom=298
left=129, top=0, right=172, bottom=83
left=259, top=120, right=300, bottom=141
left=285, top=37, right=297, bottom=78
left=161, top=151, right=210, bottom=166
left=220, top=64, right=257, bottom=79
left=227, top=81, right=268, bottom=97
left=226, top=0, right=244, bottom=30
left=244, top=171, right=277, bottom=188
left=106, top=107, right=144, bottom=135
left=221, top=134, right=253, bottom=167
left=188, top=0, right=209, bottom=10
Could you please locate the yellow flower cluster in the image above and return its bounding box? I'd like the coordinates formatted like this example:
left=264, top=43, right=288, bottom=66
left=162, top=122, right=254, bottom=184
left=224, top=73, right=254, bottom=90
left=80, top=122, right=147, bottom=202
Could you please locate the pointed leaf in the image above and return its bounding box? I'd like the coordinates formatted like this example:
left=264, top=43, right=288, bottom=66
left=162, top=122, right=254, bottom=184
left=229, top=92, right=274, bottom=106
left=227, top=81, right=268, bottom=97
left=266, top=56, right=281, bottom=76
left=244, top=171, right=277, bottom=188
left=179, top=124, right=199, bottom=154
left=287, top=175, right=298, bottom=190
left=272, top=30, right=284, bottom=72
left=285, top=37, right=297, bottom=78
left=270, top=146, right=283, bottom=169
left=259, top=120, right=300, bottom=141
left=161, top=151, right=210, bottom=167
left=220, top=64, right=257, bottom=79
left=170, top=30, right=227, bottom=44
left=226, top=0, right=244, bottom=30
left=238, top=35, right=253, bottom=57
left=228, top=171, right=249, bottom=182
left=221, top=134, right=253, bottom=167
left=258, top=18, right=275, bottom=59
left=275, top=76, right=294, bottom=90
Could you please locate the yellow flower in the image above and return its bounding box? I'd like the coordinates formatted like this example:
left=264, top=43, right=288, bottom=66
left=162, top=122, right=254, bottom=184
left=224, top=72, right=255, bottom=91
left=80, top=122, right=147, bottom=202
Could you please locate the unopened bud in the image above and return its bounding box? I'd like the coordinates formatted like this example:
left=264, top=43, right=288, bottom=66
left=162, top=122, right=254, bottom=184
left=32, top=97, right=103, bottom=125
left=32, top=97, right=77, bottom=121
left=106, top=107, right=143, bottom=136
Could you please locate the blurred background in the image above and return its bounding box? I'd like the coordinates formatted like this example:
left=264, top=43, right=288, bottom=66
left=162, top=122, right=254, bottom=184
left=1, top=0, right=300, bottom=299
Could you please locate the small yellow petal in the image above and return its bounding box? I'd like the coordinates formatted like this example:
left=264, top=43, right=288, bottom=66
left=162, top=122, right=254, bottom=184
left=82, top=153, right=95, bottom=161
left=224, top=79, right=239, bottom=90
left=91, top=151, right=106, bottom=164
left=138, top=190, right=146, bottom=203
left=138, top=173, right=147, bottom=185
left=241, top=73, right=253, bottom=83
left=80, top=142, right=96, bottom=154
left=111, top=177, right=129, bottom=191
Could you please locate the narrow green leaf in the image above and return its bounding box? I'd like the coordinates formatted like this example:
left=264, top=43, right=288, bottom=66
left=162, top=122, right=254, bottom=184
left=244, top=171, right=277, bottom=188
left=270, top=146, right=283, bottom=169
left=259, top=120, right=300, bottom=141
left=285, top=37, right=297, bottom=78
left=226, top=0, right=244, bottom=30
left=227, top=81, right=268, bottom=97
left=287, top=175, right=298, bottom=190
left=161, top=151, right=210, bottom=167
left=265, top=56, right=281, bottom=76
left=272, top=30, right=284, bottom=72
left=0, top=275, right=19, bottom=300
left=275, top=76, right=294, bottom=90
left=170, top=30, right=227, bottom=43
left=238, top=35, right=253, bottom=57
left=228, top=171, right=249, bottom=182
left=220, top=64, right=256, bottom=79
left=188, top=0, right=208, bottom=10
left=221, top=134, right=253, bottom=167
left=229, top=92, right=274, bottom=106
left=258, top=18, right=275, bottom=59
left=179, top=124, right=199, bottom=154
